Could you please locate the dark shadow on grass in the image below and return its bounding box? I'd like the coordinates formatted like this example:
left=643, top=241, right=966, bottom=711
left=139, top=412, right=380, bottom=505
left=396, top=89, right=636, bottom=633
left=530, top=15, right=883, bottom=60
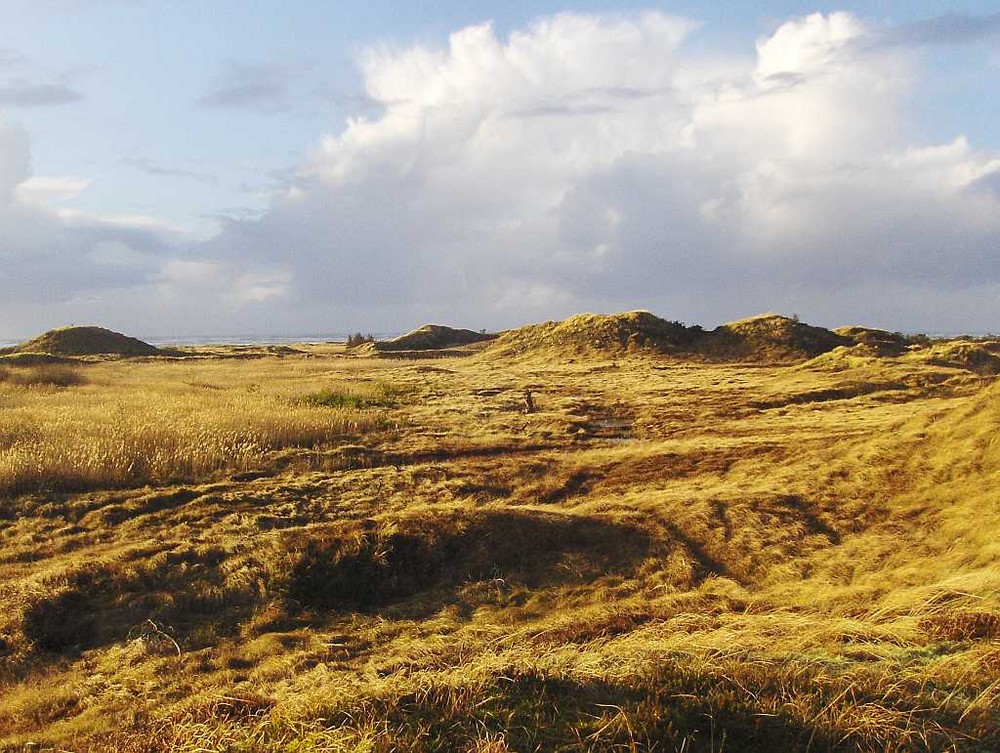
left=21, top=551, right=261, bottom=657
left=317, top=664, right=991, bottom=752
left=286, top=508, right=654, bottom=613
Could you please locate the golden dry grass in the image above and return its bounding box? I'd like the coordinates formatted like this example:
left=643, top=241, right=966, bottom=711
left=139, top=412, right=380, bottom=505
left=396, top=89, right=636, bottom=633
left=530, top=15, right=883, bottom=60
left=1, top=338, right=998, bottom=751
left=0, top=355, right=396, bottom=495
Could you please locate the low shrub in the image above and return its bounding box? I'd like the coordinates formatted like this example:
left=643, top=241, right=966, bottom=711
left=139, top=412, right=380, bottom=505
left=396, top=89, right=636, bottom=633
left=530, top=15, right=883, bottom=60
left=346, top=332, right=375, bottom=348
left=0, top=364, right=86, bottom=388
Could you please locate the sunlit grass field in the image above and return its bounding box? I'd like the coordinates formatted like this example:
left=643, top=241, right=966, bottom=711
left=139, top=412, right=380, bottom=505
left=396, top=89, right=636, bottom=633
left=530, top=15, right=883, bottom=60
left=1, top=339, right=999, bottom=751
left=0, top=356, right=397, bottom=496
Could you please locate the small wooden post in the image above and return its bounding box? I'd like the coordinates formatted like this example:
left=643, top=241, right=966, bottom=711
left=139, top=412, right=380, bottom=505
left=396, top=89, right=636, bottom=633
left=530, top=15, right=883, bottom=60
left=523, top=388, right=536, bottom=414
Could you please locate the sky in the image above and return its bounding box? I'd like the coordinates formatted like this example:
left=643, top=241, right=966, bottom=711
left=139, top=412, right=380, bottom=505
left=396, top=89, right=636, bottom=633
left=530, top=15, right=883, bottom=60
left=1, top=1, right=999, bottom=339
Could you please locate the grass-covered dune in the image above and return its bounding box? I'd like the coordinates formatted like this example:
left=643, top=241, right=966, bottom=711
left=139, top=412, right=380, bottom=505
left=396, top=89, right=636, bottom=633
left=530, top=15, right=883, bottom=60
left=9, top=325, right=161, bottom=358
left=369, top=324, right=496, bottom=353
left=485, top=310, right=919, bottom=363
left=2, top=312, right=1000, bottom=751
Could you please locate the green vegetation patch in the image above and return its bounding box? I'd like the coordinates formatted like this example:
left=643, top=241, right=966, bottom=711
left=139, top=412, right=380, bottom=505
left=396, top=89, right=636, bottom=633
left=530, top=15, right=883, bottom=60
left=298, top=385, right=398, bottom=409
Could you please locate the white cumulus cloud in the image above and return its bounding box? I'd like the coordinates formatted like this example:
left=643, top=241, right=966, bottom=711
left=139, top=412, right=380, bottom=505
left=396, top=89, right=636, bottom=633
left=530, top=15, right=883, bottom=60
left=14, top=175, right=90, bottom=205
left=199, top=10, right=1000, bottom=331
left=4, top=10, right=1000, bottom=337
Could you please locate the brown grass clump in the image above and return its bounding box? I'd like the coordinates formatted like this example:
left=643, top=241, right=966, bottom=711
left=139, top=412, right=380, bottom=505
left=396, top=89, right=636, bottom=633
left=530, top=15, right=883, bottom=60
left=0, top=363, right=86, bottom=387
left=920, top=610, right=1000, bottom=641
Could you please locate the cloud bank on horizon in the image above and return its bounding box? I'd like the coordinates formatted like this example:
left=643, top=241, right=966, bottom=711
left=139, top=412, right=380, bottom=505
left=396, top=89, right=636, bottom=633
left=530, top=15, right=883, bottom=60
left=2, top=10, right=999, bottom=336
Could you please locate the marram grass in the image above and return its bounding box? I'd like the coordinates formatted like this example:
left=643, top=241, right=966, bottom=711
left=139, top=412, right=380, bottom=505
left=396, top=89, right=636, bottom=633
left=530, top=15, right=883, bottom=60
left=1, top=342, right=999, bottom=752
left=0, top=358, right=392, bottom=494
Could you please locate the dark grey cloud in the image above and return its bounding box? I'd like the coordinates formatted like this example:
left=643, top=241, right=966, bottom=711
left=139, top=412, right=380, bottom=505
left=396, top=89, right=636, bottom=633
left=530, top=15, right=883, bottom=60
left=0, top=80, right=81, bottom=107
left=511, top=103, right=618, bottom=118
left=970, top=169, right=1000, bottom=198
left=875, top=12, right=1000, bottom=49
left=584, top=86, right=659, bottom=100
left=0, top=124, right=168, bottom=300
left=0, top=49, right=82, bottom=108
left=0, top=121, right=31, bottom=197
left=0, top=202, right=165, bottom=303
left=122, top=157, right=218, bottom=184
left=197, top=62, right=291, bottom=110
left=511, top=86, right=669, bottom=119
left=200, top=170, right=422, bottom=306
left=199, top=207, right=265, bottom=223
left=0, top=50, right=28, bottom=68
left=0, top=122, right=201, bottom=338
left=309, top=84, right=382, bottom=110
left=755, top=71, right=808, bottom=90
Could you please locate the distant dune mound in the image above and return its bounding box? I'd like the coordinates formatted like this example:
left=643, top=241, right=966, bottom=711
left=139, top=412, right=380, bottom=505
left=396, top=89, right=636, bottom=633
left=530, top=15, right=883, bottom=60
left=17, top=326, right=160, bottom=357
left=905, top=339, right=1000, bottom=376
left=703, top=313, right=852, bottom=362
left=370, top=324, right=496, bottom=353
left=834, top=326, right=911, bottom=356
left=804, top=328, right=1000, bottom=375
left=488, top=311, right=697, bottom=358
left=488, top=310, right=855, bottom=363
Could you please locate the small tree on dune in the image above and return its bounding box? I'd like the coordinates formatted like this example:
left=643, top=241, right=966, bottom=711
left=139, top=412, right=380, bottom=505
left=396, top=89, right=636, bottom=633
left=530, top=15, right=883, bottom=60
left=346, top=332, right=375, bottom=348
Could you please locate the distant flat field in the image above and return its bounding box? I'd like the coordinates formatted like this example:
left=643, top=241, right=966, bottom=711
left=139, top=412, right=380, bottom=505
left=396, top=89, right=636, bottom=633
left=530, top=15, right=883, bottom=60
left=1, top=346, right=999, bottom=752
